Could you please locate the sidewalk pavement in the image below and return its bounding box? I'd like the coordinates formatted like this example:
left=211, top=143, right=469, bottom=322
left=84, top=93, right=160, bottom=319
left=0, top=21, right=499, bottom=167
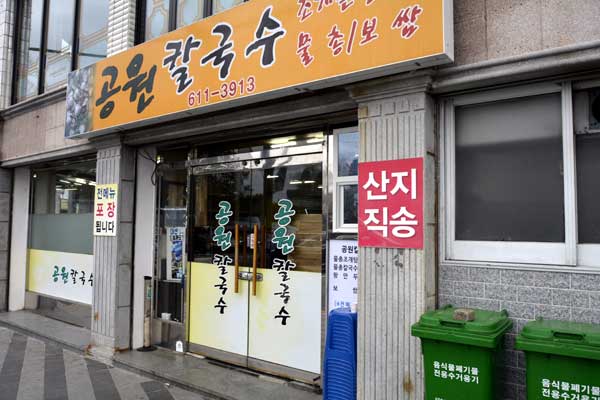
left=0, top=311, right=322, bottom=400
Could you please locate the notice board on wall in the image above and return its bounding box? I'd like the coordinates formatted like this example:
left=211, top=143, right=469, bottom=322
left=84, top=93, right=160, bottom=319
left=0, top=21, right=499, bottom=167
left=328, top=240, right=359, bottom=311
left=93, top=184, right=118, bottom=236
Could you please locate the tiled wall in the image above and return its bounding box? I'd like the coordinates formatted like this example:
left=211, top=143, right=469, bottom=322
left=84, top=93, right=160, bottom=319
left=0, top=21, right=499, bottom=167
left=439, top=264, right=600, bottom=400
left=107, top=0, right=136, bottom=56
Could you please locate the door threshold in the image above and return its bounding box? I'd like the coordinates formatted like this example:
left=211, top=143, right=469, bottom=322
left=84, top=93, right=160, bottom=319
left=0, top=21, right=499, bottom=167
left=200, top=355, right=321, bottom=394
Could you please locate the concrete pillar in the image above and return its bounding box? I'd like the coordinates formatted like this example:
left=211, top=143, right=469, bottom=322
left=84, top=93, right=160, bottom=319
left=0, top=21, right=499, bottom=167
left=91, top=144, right=135, bottom=359
left=350, top=74, right=437, bottom=400
left=107, top=0, right=137, bottom=56
left=0, top=168, right=11, bottom=310
left=8, top=167, right=28, bottom=311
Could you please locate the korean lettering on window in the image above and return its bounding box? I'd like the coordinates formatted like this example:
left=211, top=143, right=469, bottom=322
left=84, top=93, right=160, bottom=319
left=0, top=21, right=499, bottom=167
left=272, top=199, right=296, bottom=326
left=358, top=158, right=423, bottom=249
left=52, top=266, right=93, bottom=287
left=212, top=201, right=233, bottom=314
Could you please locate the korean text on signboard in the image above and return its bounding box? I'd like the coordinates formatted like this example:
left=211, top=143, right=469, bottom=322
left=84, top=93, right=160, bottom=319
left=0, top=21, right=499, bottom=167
left=358, top=158, right=423, bottom=249
left=65, top=0, right=453, bottom=137
left=94, top=184, right=118, bottom=236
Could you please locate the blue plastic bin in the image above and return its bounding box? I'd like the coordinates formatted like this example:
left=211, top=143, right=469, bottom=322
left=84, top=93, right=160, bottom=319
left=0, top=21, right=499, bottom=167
left=323, top=308, right=358, bottom=400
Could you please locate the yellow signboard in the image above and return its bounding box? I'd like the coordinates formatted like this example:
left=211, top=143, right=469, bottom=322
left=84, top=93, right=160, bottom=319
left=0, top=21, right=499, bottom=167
left=65, top=0, right=453, bottom=137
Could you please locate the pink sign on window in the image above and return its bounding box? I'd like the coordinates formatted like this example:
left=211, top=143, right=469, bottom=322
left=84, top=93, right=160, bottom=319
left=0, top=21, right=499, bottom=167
left=358, top=158, right=424, bottom=249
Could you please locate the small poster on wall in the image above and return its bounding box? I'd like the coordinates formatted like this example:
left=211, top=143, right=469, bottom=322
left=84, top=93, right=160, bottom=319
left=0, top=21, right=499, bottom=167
left=328, top=240, right=359, bottom=311
left=93, top=184, right=118, bottom=236
left=166, top=226, right=185, bottom=281
left=358, top=158, right=424, bottom=249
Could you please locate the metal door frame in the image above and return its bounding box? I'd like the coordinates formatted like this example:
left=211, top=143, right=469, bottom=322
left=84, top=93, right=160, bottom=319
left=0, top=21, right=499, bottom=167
left=184, top=142, right=328, bottom=385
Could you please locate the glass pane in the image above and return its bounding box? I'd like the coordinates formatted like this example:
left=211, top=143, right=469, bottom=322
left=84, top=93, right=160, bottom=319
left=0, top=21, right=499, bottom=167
left=577, top=133, right=600, bottom=243
left=146, top=0, right=170, bottom=41
left=157, top=168, right=187, bottom=282
left=261, top=163, right=322, bottom=273
left=338, top=130, right=359, bottom=176
left=16, top=0, right=44, bottom=101
left=44, top=0, right=75, bottom=91
left=455, top=93, right=565, bottom=242
left=177, top=0, right=203, bottom=28
left=342, top=184, right=358, bottom=225
left=574, top=88, right=600, bottom=243
left=212, top=0, right=244, bottom=15
left=78, top=0, right=109, bottom=68
left=30, top=161, right=96, bottom=255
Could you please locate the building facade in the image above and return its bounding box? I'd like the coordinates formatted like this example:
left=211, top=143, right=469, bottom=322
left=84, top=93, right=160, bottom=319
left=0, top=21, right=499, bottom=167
left=0, top=1, right=598, bottom=399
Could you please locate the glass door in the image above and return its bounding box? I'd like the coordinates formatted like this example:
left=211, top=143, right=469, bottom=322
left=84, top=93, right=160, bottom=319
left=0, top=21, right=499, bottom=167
left=187, top=151, right=323, bottom=381
left=247, top=156, right=323, bottom=378
left=188, top=162, right=255, bottom=365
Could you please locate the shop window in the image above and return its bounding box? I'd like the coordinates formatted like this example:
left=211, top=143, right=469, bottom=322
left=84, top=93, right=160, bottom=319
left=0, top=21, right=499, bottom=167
left=30, top=161, right=96, bottom=254
left=333, top=127, right=359, bottom=233
left=155, top=163, right=187, bottom=323
left=443, top=82, right=600, bottom=268
left=139, top=0, right=247, bottom=43
left=14, top=0, right=109, bottom=103
left=27, top=160, right=96, bottom=328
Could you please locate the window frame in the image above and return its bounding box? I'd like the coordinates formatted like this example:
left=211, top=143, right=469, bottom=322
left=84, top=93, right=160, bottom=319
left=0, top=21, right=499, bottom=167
left=136, top=0, right=248, bottom=45
left=12, top=0, right=109, bottom=104
left=331, top=126, right=359, bottom=233
left=441, top=80, right=600, bottom=269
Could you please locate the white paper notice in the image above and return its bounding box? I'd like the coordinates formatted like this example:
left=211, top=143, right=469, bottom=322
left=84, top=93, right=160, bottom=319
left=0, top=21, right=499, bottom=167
left=328, top=240, right=359, bottom=312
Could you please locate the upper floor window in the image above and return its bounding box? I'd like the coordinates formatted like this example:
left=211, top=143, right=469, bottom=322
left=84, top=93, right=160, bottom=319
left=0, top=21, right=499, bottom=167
left=141, top=0, right=246, bottom=42
left=14, top=0, right=109, bottom=103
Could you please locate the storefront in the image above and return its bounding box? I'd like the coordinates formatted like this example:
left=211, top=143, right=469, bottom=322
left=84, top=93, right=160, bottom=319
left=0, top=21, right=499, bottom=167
left=56, top=0, right=453, bottom=385
left=26, top=158, right=96, bottom=329
left=150, top=130, right=356, bottom=382
left=3, top=0, right=600, bottom=398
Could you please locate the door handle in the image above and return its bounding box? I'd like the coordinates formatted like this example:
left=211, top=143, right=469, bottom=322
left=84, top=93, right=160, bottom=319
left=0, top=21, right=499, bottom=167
left=238, top=271, right=263, bottom=281
left=261, top=225, right=266, bottom=269
left=234, top=224, right=239, bottom=294
left=252, top=224, right=258, bottom=296
left=242, top=225, right=247, bottom=263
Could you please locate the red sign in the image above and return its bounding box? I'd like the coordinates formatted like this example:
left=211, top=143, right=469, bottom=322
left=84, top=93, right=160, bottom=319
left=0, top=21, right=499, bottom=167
left=358, top=158, right=423, bottom=249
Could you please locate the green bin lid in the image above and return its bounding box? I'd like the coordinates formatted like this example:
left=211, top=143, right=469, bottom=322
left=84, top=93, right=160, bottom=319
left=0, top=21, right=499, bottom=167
left=515, top=319, right=600, bottom=361
left=411, top=306, right=513, bottom=348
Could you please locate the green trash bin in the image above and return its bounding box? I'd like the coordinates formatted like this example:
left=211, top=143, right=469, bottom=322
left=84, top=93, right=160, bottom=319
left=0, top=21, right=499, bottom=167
left=411, top=306, right=513, bottom=400
left=516, top=319, right=600, bottom=400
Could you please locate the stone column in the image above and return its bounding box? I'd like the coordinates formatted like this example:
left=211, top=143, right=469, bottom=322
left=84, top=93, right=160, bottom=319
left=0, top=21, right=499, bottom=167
left=107, top=0, right=137, bottom=56
left=91, top=144, right=135, bottom=360
left=350, top=74, right=437, bottom=400
left=0, top=168, right=11, bottom=310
